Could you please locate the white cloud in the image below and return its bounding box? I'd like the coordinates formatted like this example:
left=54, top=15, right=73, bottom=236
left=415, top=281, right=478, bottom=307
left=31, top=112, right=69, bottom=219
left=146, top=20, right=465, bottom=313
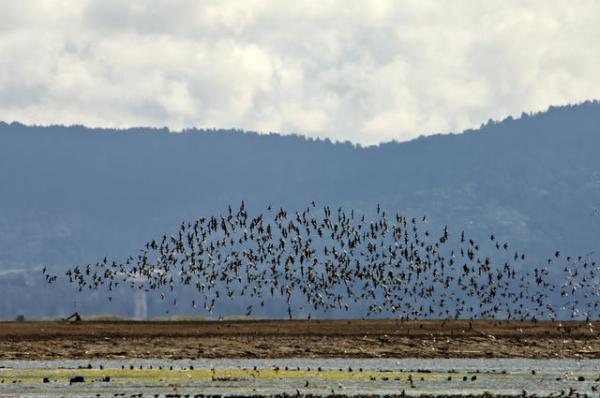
left=0, top=0, right=599, bottom=145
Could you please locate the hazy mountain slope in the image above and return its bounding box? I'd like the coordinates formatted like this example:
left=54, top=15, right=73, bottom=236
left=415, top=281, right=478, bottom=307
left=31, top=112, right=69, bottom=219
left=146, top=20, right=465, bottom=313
left=1, top=101, right=599, bottom=318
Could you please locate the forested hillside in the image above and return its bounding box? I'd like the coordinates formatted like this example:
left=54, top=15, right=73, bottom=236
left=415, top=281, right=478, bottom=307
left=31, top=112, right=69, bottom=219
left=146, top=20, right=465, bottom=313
left=1, top=101, right=599, bottom=319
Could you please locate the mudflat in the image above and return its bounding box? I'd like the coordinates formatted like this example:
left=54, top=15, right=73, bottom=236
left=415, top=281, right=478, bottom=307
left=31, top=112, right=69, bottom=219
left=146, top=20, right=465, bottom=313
left=2, top=319, right=600, bottom=360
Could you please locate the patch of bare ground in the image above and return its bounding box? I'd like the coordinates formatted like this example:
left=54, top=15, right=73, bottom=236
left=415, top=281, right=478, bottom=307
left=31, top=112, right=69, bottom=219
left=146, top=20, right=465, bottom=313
left=1, top=319, right=600, bottom=360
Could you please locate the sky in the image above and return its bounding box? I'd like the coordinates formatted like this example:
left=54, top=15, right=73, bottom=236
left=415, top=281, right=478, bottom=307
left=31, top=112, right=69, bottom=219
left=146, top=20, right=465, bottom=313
left=0, top=1, right=599, bottom=145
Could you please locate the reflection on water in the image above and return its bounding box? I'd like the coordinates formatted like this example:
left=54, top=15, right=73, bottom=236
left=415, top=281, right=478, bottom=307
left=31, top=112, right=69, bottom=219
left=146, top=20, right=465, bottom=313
left=1, top=358, right=599, bottom=397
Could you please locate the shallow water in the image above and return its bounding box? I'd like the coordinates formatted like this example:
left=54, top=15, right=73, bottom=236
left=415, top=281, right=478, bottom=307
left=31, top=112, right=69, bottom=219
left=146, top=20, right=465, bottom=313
left=1, top=358, right=599, bottom=397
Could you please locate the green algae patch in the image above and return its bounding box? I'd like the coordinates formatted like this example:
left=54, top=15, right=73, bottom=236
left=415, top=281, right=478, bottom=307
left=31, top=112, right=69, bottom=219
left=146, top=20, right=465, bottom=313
left=0, top=367, right=487, bottom=384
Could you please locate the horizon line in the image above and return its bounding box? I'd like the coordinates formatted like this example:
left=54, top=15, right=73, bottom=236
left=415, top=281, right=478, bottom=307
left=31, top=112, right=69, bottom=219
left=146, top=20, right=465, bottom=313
left=2, top=99, right=599, bottom=148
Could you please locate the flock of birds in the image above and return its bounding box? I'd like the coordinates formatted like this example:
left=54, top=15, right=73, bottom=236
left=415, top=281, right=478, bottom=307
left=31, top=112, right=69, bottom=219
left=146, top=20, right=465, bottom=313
left=44, top=202, right=599, bottom=320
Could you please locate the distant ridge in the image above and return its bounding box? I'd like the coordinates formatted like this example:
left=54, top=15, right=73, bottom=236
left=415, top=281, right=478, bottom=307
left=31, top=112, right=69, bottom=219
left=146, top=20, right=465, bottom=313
left=1, top=100, right=599, bottom=318
left=3, top=99, right=599, bottom=147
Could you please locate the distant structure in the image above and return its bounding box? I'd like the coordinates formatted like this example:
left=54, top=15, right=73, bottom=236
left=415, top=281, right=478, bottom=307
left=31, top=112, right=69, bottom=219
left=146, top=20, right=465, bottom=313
left=133, top=289, right=147, bottom=320
left=64, top=312, right=81, bottom=323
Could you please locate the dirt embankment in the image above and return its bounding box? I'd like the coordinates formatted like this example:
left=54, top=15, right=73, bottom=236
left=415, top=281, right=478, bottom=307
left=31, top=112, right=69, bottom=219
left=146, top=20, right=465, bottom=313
left=2, top=319, right=600, bottom=360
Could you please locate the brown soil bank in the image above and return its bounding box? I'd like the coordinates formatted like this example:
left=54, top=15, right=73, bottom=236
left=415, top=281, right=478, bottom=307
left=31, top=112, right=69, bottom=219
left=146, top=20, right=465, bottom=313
left=2, top=319, right=600, bottom=360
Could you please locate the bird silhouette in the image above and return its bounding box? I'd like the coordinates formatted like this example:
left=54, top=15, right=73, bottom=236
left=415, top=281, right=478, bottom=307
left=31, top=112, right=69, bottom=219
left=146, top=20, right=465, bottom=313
left=50, top=202, right=600, bottom=321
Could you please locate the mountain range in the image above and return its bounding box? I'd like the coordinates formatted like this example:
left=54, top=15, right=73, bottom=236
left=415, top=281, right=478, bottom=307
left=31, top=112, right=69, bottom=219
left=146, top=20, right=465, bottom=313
left=1, top=101, right=599, bottom=319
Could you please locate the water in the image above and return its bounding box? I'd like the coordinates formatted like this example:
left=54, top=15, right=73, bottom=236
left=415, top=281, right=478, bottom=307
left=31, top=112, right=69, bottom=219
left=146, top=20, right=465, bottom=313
left=1, top=358, right=599, bottom=397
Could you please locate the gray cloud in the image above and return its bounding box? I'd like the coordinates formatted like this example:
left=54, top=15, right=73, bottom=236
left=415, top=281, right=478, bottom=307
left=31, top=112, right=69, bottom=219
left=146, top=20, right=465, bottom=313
left=0, top=0, right=598, bottom=144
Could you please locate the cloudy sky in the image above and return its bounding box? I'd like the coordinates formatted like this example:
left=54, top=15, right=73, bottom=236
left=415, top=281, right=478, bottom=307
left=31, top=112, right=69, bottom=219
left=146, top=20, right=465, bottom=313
left=0, top=1, right=599, bottom=145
